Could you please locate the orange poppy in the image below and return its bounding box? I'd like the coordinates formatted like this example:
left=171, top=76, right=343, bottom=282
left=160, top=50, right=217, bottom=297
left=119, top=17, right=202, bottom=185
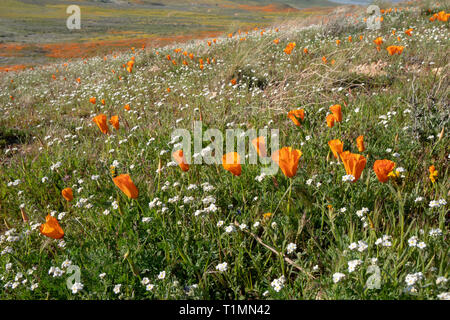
left=40, top=215, right=64, bottom=239
left=387, top=45, right=404, bottom=55
left=271, top=147, right=302, bottom=178
left=230, top=78, right=237, bottom=85
left=89, top=97, right=96, bottom=104
left=303, top=48, right=309, bottom=54
left=172, top=150, right=189, bottom=172
left=429, top=165, right=438, bottom=183
left=283, top=42, right=296, bottom=54
left=340, top=151, right=367, bottom=182
left=101, top=99, right=106, bottom=105
left=348, top=36, right=352, bottom=42
left=322, top=56, right=327, bottom=64
left=373, top=159, right=395, bottom=182
left=373, top=37, right=383, bottom=46
left=251, top=136, right=267, bottom=158
left=288, top=109, right=305, bottom=126
left=356, top=135, right=365, bottom=152
left=113, top=174, right=139, bottom=199
left=405, top=28, right=413, bottom=36
left=124, top=104, right=130, bottom=111
left=326, top=114, right=336, bottom=128
left=61, top=188, right=73, bottom=201
left=329, top=104, right=342, bottom=122
left=273, top=39, right=280, bottom=44
left=336, top=39, right=341, bottom=46
left=222, top=152, right=242, bottom=176
left=109, top=115, right=119, bottom=130
left=328, top=139, right=344, bottom=159
left=93, top=114, right=109, bottom=134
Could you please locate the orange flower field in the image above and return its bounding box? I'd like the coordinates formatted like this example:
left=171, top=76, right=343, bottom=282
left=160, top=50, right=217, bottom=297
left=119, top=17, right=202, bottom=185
left=0, top=1, right=448, bottom=301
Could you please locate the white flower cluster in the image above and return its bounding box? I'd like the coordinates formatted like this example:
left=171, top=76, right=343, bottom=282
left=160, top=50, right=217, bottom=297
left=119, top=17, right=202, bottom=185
left=270, top=275, right=285, bottom=292
left=429, top=199, right=447, bottom=208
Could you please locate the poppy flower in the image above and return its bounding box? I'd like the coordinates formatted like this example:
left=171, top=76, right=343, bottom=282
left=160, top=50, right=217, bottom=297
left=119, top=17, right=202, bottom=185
left=374, top=37, right=383, bottom=46
left=336, top=39, right=341, bottom=46
left=222, top=152, right=242, bottom=176
left=124, top=104, right=130, bottom=111
left=429, top=165, right=438, bottom=183
left=93, top=114, right=109, bottom=134
left=271, top=147, right=302, bottom=178
left=328, top=139, right=343, bottom=159
left=101, top=99, right=106, bottom=105
left=251, top=136, right=267, bottom=157
left=322, top=56, right=327, bottom=64
left=356, top=135, right=365, bottom=152
left=303, top=48, right=309, bottom=54
left=230, top=78, right=237, bottom=85
left=326, top=114, right=335, bottom=128
left=405, top=28, right=413, bottom=36
left=89, top=97, right=96, bottom=104
left=288, top=109, right=305, bottom=126
left=373, top=159, right=395, bottom=182
left=40, top=215, right=64, bottom=239
left=340, top=151, right=367, bottom=182
left=387, top=45, right=404, bottom=55
left=348, top=36, right=352, bottom=42
left=329, top=104, right=342, bottom=122
left=109, top=115, right=119, bottom=130
left=172, top=150, right=189, bottom=172
left=283, top=42, right=296, bottom=54
left=61, top=188, right=73, bottom=201
left=113, top=174, right=139, bottom=199
left=273, top=39, right=280, bottom=44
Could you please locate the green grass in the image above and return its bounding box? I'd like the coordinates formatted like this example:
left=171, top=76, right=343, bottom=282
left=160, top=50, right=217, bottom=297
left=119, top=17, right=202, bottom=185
left=0, top=1, right=448, bottom=300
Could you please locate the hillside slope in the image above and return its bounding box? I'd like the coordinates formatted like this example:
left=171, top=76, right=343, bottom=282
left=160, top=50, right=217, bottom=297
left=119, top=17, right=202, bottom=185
left=0, top=1, right=449, bottom=300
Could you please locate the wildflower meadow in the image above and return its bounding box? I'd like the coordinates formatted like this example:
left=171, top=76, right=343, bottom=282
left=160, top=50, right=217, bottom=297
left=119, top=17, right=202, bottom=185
left=0, top=0, right=449, bottom=301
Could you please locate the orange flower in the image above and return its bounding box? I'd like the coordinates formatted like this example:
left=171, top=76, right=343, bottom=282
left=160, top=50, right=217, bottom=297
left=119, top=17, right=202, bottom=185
left=222, top=152, right=242, bottom=176
left=230, top=78, right=237, bottom=85
left=93, top=114, right=109, bottom=134
left=405, top=28, right=413, bottom=36
left=336, top=39, right=341, bottom=46
left=273, top=39, right=280, bottom=45
left=373, top=159, right=395, bottom=183
left=271, top=147, right=302, bottom=178
left=172, top=150, right=189, bottom=172
left=167, top=87, right=171, bottom=93
left=288, top=109, right=305, bottom=126
left=40, top=215, right=64, bottom=239
left=303, top=48, right=309, bottom=54
left=326, top=114, right=336, bottom=128
left=429, top=165, right=438, bottom=183
left=109, top=115, right=119, bottom=130
left=89, top=97, right=96, bottom=104
left=189, top=53, right=194, bottom=60
left=373, top=37, right=383, bottom=46
left=348, top=35, right=352, bottom=42
left=322, top=56, right=327, bottom=64
left=61, top=188, right=73, bottom=201
left=101, top=99, right=106, bottom=105
left=113, top=174, right=139, bottom=199
left=437, top=11, right=449, bottom=22
left=283, top=42, right=296, bottom=55
left=124, top=104, right=130, bottom=111
left=76, top=77, right=81, bottom=83
left=329, top=104, right=342, bottom=122
left=328, top=139, right=344, bottom=159
left=356, top=135, right=365, bottom=152
left=359, top=35, right=363, bottom=41
left=340, top=151, right=367, bottom=182
left=251, top=136, right=267, bottom=157
left=387, top=45, right=404, bottom=55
